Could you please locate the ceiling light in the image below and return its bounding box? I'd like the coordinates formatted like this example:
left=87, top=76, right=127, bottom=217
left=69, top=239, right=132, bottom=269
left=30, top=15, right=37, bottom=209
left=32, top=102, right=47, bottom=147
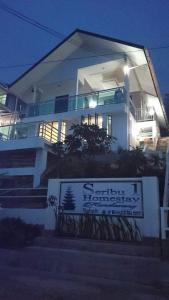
left=123, top=65, right=130, bottom=75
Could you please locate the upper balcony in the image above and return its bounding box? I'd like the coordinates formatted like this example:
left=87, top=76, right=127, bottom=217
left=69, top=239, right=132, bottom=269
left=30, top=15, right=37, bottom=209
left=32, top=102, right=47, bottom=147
left=25, top=87, right=126, bottom=117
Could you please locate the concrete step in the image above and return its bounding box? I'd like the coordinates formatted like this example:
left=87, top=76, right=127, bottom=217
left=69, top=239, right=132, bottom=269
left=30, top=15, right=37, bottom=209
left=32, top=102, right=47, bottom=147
left=34, top=236, right=161, bottom=258
left=0, top=188, right=47, bottom=208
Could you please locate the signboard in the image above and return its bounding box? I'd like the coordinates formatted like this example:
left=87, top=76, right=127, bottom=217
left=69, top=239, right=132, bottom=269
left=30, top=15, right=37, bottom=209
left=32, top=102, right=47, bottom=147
left=59, top=180, right=143, bottom=218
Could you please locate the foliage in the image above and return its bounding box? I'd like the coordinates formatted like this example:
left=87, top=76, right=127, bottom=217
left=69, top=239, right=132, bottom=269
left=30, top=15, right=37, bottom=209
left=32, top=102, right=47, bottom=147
left=51, top=141, right=65, bottom=158
left=116, top=148, right=149, bottom=177
left=42, top=123, right=115, bottom=181
left=43, top=127, right=166, bottom=198
left=58, top=213, right=142, bottom=242
left=0, top=217, right=41, bottom=248
left=64, top=123, right=114, bottom=156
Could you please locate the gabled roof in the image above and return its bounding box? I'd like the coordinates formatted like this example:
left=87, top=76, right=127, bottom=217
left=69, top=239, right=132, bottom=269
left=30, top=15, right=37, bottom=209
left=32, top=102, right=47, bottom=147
left=9, top=29, right=145, bottom=88
left=7, top=28, right=168, bottom=128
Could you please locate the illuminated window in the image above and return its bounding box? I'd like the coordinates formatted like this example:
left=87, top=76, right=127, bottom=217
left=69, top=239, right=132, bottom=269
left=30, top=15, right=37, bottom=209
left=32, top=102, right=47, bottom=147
left=61, top=121, right=66, bottom=142
left=82, top=114, right=103, bottom=128
left=107, top=115, right=112, bottom=136
left=97, top=115, right=103, bottom=128
left=39, top=121, right=58, bottom=143
left=0, top=94, right=6, bottom=105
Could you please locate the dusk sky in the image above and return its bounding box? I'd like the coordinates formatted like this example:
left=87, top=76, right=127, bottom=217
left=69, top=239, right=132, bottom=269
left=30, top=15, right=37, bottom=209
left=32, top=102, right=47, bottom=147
left=0, top=0, right=169, bottom=94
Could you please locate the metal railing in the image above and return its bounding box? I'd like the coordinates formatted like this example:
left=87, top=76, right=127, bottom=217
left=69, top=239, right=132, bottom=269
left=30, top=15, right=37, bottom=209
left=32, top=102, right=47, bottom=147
left=23, top=89, right=155, bottom=123
left=26, top=87, right=127, bottom=117
left=135, top=107, right=155, bottom=122
left=0, top=120, right=66, bottom=144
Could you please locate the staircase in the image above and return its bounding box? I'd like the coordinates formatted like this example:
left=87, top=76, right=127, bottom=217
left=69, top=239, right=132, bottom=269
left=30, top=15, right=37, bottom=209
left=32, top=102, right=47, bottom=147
left=0, top=187, right=47, bottom=208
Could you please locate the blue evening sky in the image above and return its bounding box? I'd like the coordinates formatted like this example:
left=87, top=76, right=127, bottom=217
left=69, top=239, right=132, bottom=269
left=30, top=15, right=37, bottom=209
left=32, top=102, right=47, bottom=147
left=0, top=0, right=169, bottom=94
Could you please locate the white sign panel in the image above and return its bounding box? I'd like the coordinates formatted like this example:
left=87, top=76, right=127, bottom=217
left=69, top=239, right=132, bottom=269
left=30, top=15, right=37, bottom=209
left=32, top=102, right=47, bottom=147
left=59, top=180, right=143, bottom=218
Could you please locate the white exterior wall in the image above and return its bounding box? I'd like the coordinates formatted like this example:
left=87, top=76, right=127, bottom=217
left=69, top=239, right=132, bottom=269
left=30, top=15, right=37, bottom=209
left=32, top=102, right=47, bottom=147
left=129, top=112, right=137, bottom=149
left=21, top=48, right=123, bottom=102
left=0, top=137, right=49, bottom=188
left=34, top=148, right=48, bottom=187
left=0, top=208, right=46, bottom=226
left=112, top=112, right=128, bottom=151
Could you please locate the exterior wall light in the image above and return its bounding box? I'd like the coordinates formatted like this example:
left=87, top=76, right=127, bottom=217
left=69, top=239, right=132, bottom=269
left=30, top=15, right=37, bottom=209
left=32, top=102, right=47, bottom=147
left=123, top=64, right=145, bottom=75
left=89, top=99, right=97, bottom=108
left=149, top=107, right=154, bottom=116
left=123, top=65, right=130, bottom=75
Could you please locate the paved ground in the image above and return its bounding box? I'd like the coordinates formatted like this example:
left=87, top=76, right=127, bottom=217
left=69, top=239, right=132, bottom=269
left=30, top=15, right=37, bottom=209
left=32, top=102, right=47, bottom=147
left=0, top=244, right=168, bottom=300
left=0, top=265, right=168, bottom=300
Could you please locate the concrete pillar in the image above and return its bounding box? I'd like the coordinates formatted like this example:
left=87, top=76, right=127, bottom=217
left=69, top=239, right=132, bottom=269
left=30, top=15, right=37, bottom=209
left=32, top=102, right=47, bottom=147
left=111, top=113, right=128, bottom=151
left=102, top=114, right=107, bottom=131
left=57, top=120, right=62, bottom=142
left=34, top=148, right=47, bottom=187
left=141, top=177, right=160, bottom=238
left=123, top=56, right=130, bottom=150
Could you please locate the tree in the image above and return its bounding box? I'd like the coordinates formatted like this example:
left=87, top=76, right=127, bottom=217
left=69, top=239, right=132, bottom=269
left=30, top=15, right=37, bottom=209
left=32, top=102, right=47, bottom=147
left=116, top=148, right=147, bottom=177
left=62, top=187, right=76, bottom=210
left=64, top=123, right=115, bottom=157
left=41, top=123, right=116, bottom=182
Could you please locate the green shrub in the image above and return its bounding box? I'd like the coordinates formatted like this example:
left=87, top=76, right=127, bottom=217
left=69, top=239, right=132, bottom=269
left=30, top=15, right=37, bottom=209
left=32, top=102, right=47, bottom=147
left=0, top=217, right=41, bottom=248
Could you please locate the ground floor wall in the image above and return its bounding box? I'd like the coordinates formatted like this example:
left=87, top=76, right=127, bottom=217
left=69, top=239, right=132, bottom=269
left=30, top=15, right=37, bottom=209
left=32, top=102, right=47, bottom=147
left=0, top=176, right=160, bottom=239
left=0, top=138, right=49, bottom=188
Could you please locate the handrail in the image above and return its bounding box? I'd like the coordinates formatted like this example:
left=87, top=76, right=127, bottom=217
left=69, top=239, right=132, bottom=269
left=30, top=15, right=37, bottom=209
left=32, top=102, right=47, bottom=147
left=135, top=107, right=155, bottom=121
left=0, top=188, right=47, bottom=190
left=0, top=120, right=66, bottom=144
left=27, top=86, right=125, bottom=106
left=25, top=86, right=126, bottom=117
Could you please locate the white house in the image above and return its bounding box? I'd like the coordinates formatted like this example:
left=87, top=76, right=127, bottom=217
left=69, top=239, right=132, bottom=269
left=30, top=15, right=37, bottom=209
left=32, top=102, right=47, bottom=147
left=0, top=29, right=168, bottom=187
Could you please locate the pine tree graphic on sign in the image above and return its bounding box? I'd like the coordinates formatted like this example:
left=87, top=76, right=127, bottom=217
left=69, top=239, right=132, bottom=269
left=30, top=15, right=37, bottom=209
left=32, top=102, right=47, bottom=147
left=62, top=186, right=76, bottom=210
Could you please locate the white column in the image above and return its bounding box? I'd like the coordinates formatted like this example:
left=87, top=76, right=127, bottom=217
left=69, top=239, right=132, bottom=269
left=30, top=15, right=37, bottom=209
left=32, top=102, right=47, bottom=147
left=123, top=56, right=130, bottom=150
left=102, top=114, right=107, bottom=131
left=111, top=113, right=128, bottom=151
left=141, top=177, right=160, bottom=238
left=124, top=55, right=130, bottom=106
left=32, top=85, right=37, bottom=102
left=45, top=179, right=60, bottom=230
left=57, top=120, right=62, bottom=142
left=34, top=148, right=47, bottom=187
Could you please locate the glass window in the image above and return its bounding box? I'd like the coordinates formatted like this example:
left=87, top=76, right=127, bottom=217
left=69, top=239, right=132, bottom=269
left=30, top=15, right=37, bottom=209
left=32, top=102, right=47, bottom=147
left=0, top=94, right=7, bottom=105
left=98, top=115, right=103, bottom=128
left=39, top=121, right=58, bottom=143
left=82, top=114, right=103, bottom=128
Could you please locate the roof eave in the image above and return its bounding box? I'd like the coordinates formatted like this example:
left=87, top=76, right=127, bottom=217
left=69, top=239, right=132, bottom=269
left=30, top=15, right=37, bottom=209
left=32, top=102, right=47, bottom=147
left=9, top=28, right=145, bottom=89
left=144, top=48, right=168, bottom=128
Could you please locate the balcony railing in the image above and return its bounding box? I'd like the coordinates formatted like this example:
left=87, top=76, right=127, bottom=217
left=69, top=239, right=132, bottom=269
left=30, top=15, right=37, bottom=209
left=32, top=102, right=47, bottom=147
left=135, top=107, right=155, bottom=122
left=26, top=87, right=126, bottom=117
left=0, top=121, right=65, bottom=144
